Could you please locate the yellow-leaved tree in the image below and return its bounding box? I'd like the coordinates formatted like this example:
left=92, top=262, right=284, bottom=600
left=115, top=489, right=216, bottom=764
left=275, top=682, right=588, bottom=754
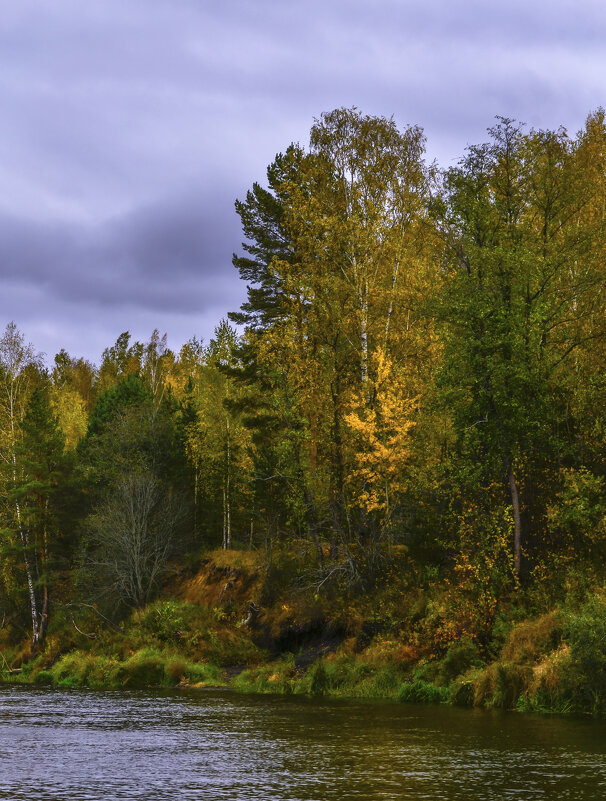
left=345, top=348, right=418, bottom=540
left=50, top=385, right=88, bottom=450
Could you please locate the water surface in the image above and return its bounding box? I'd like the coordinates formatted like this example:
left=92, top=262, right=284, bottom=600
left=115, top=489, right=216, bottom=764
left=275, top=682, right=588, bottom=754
left=1, top=685, right=606, bottom=799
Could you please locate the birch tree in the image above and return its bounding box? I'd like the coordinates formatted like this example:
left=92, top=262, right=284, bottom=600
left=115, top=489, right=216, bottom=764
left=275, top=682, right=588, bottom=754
left=186, top=322, right=253, bottom=549
left=305, top=108, right=431, bottom=394
left=0, top=323, right=45, bottom=644
left=230, top=109, right=435, bottom=572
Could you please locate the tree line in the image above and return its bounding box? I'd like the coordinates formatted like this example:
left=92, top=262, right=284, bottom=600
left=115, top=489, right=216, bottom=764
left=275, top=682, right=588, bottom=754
left=2, top=107, right=606, bottom=646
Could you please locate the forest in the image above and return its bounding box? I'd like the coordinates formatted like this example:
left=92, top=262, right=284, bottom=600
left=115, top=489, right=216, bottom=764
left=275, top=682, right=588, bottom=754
left=1, top=107, right=606, bottom=713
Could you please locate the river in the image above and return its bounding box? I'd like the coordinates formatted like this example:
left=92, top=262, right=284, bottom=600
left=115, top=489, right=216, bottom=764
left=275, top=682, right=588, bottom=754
left=2, top=685, right=606, bottom=799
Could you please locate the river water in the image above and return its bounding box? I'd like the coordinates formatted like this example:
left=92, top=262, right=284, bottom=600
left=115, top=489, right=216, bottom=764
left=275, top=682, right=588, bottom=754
left=2, top=685, right=606, bottom=800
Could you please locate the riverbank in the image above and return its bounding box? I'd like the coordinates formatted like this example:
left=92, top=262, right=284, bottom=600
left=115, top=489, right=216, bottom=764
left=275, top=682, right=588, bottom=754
left=3, top=549, right=606, bottom=716
left=0, top=620, right=596, bottom=716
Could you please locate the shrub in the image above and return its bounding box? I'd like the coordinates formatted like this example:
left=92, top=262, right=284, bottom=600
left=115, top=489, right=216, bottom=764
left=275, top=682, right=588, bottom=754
left=184, top=662, right=222, bottom=685
left=438, top=638, right=481, bottom=684
left=121, top=649, right=171, bottom=688
left=33, top=669, right=53, bottom=686
left=491, top=663, right=530, bottom=709
left=561, top=595, right=606, bottom=713
left=471, top=662, right=531, bottom=709
left=233, top=655, right=296, bottom=695
left=165, top=658, right=188, bottom=682
left=449, top=675, right=476, bottom=706
left=136, top=600, right=190, bottom=644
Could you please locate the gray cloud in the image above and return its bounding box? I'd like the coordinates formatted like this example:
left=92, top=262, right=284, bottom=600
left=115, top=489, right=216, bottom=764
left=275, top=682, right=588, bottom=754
left=0, top=187, right=247, bottom=359
left=0, top=0, right=604, bottom=362
left=1, top=191, right=244, bottom=294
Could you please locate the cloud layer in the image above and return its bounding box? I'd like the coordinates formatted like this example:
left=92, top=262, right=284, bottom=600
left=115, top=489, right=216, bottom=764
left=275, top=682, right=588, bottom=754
left=1, top=0, right=605, bottom=362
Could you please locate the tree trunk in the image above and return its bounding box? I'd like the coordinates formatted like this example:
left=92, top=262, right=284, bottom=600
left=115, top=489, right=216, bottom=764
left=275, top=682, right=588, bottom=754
left=23, top=539, right=40, bottom=644
left=39, top=584, right=49, bottom=642
left=222, top=485, right=227, bottom=550
left=15, top=496, right=40, bottom=645
left=360, top=291, right=369, bottom=390
left=194, top=467, right=198, bottom=539
left=508, top=466, right=522, bottom=577
left=225, top=420, right=231, bottom=549
left=226, top=485, right=231, bottom=550
left=383, top=258, right=401, bottom=350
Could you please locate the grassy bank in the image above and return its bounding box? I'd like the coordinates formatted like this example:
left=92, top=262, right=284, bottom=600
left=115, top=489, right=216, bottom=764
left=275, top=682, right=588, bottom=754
left=229, top=593, right=606, bottom=716
left=17, top=647, right=224, bottom=690
left=4, top=550, right=606, bottom=716
left=1, top=586, right=265, bottom=691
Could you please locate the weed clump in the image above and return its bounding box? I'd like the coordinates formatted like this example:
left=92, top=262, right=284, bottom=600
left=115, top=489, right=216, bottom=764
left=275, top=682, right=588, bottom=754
left=397, top=680, right=448, bottom=704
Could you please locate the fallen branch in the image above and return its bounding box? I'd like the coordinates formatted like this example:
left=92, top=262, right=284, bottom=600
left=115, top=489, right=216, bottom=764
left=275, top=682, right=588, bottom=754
left=72, top=619, right=96, bottom=639
left=0, top=650, right=21, bottom=674
left=59, top=602, right=124, bottom=633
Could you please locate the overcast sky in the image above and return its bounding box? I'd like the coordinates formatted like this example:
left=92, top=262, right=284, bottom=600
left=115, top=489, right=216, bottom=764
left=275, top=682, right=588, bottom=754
left=2, top=0, right=605, bottom=365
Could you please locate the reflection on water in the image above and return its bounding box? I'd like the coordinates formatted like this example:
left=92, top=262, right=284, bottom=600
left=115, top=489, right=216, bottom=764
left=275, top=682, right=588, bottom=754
left=1, top=685, right=606, bottom=800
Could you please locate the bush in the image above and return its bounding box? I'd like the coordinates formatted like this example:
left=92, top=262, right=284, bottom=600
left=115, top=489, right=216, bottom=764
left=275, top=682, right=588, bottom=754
left=561, top=594, right=606, bottom=713
left=491, top=663, right=530, bottom=709
left=136, top=601, right=190, bottom=644
left=33, top=669, right=53, bottom=686
left=43, top=648, right=223, bottom=690
left=233, top=655, right=296, bottom=695
left=184, top=662, right=222, bottom=685
left=118, top=649, right=167, bottom=687
left=438, top=638, right=481, bottom=684
left=449, top=675, right=476, bottom=706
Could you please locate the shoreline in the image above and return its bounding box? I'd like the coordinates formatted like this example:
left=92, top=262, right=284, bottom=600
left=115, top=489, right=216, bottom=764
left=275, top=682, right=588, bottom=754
left=0, top=638, right=591, bottom=718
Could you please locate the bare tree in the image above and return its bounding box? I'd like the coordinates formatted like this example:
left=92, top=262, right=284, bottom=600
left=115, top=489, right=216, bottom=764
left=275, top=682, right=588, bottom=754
left=83, top=472, right=182, bottom=610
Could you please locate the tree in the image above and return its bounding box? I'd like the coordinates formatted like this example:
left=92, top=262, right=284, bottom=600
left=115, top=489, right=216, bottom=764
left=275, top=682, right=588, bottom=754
left=344, top=349, right=417, bottom=541
left=230, top=145, right=333, bottom=552
left=10, top=381, right=68, bottom=642
left=230, top=145, right=306, bottom=333
left=52, top=349, right=96, bottom=413
left=229, top=108, right=434, bottom=578
left=303, top=108, right=432, bottom=391
left=283, top=109, right=433, bottom=559
left=78, top=372, right=188, bottom=610
left=435, top=117, right=606, bottom=577
left=0, top=323, right=45, bottom=644
left=186, top=322, right=253, bottom=549
left=96, top=332, right=143, bottom=393
left=50, top=385, right=88, bottom=451
left=142, top=329, right=172, bottom=410
left=83, top=472, right=181, bottom=610
left=84, top=373, right=150, bottom=441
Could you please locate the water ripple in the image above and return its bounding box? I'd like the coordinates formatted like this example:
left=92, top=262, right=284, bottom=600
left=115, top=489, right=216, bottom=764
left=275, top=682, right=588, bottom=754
left=1, top=686, right=606, bottom=800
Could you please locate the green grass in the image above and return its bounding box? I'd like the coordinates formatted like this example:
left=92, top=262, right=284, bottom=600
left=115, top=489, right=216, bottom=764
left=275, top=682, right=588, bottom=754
left=233, top=655, right=448, bottom=704
left=11, top=647, right=225, bottom=690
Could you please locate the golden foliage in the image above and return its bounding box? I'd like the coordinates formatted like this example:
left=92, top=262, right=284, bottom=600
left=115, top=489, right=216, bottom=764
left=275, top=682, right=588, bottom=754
left=345, top=348, right=417, bottom=516
left=50, top=385, right=88, bottom=449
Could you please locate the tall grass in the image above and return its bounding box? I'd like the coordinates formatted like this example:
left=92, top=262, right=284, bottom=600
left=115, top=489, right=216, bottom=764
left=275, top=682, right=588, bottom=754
left=28, top=648, right=223, bottom=690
